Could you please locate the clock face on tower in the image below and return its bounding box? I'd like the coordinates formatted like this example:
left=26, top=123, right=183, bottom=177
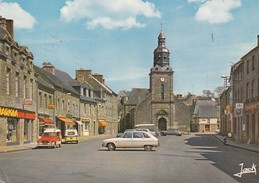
left=160, top=77, right=165, bottom=82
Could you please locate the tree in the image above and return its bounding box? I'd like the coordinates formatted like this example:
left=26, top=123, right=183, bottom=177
left=214, top=86, right=225, bottom=96
left=202, top=90, right=215, bottom=97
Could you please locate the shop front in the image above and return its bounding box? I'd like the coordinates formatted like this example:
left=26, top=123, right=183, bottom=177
left=56, top=116, right=75, bottom=137
left=0, top=106, right=36, bottom=146
left=98, top=120, right=108, bottom=134
left=38, top=115, right=55, bottom=136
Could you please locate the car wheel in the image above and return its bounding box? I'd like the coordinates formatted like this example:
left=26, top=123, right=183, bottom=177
left=107, top=143, right=116, bottom=151
left=161, top=132, right=166, bottom=136
left=144, top=145, right=153, bottom=151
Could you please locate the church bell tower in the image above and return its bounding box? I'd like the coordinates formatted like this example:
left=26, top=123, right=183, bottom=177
left=149, top=31, right=175, bottom=130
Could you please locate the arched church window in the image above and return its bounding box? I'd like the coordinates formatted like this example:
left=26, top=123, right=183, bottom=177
left=161, top=83, right=164, bottom=100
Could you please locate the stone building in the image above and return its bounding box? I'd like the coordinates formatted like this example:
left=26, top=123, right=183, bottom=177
left=48, top=64, right=98, bottom=136
left=221, top=35, right=259, bottom=143
left=219, top=87, right=232, bottom=135
left=119, top=31, right=191, bottom=132
left=34, top=65, right=56, bottom=135
left=37, top=63, right=81, bottom=138
left=0, top=16, right=37, bottom=146
left=192, top=98, right=220, bottom=132
left=76, top=69, right=118, bottom=135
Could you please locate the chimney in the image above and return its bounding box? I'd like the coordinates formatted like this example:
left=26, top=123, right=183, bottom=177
left=0, top=16, right=7, bottom=30
left=6, top=19, right=14, bottom=38
left=0, top=16, right=14, bottom=38
left=76, top=69, right=92, bottom=82
left=257, top=35, right=259, bottom=46
left=92, top=73, right=104, bottom=84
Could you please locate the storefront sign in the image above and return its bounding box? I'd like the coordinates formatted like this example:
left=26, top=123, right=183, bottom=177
left=24, top=99, right=32, bottom=105
left=18, top=111, right=35, bottom=120
left=245, top=102, right=259, bottom=112
left=0, top=107, right=18, bottom=117
left=48, top=104, right=55, bottom=109
left=0, top=106, right=35, bottom=119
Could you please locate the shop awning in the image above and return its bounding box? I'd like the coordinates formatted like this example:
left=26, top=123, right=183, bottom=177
left=39, top=117, right=55, bottom=126
left=76, top=121, right=83, bottom=125
left=98, top=121, right=108, bottom=127
left=57, top=116, right=75, bottom=125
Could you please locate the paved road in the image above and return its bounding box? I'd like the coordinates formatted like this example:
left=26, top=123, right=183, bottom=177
left=0, top=133, right=258, bottom=183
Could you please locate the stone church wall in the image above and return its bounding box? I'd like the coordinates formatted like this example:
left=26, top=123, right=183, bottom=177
left=174, top=96, right=191, bottom=132
left=135, top=95, right=152, bottom=125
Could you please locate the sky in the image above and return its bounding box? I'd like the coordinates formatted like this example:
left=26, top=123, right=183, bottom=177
left=0, top=0, right=259, bottom=96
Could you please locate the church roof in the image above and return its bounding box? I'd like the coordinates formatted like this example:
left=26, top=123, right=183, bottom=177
left=125, top=88, right=149, bottom=105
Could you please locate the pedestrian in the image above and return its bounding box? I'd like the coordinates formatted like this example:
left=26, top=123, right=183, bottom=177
left=223, top=136, right=227, bottom=145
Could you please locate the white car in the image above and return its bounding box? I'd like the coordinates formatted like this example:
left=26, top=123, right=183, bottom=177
left=135, top=128, right=159, bottom=137
left=102, top=131, right=159, bottom=151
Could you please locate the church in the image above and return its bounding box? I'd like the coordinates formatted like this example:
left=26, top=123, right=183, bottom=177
left=119, top=31, right=191, bottom=133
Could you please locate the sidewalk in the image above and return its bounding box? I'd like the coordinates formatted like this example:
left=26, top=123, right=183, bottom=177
left=0, top=134, right=113, bottom=153
left=213, top=134, right=259, bottom=153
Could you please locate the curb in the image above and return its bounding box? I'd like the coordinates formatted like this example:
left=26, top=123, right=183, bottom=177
left=0, top=134, right=114, bottom=153
left=213, top=134, right=259, bottom=154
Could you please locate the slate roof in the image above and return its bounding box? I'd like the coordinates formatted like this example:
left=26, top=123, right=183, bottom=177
left=54, top=68, right=96, bottom=103
left=193, top=99, right=220, bottom=118
left=126, top=88, right=150, bottom=105
left=34, top=65, right=79, bottom=96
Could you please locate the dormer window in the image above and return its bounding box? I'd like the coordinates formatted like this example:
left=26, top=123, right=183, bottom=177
left=5, top=46, right=9, bottom=55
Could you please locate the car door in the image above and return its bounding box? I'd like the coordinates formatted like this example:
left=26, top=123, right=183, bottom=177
left=132, top=132, right=145, bottom=147
left=117, top=132, right=133, bottom=147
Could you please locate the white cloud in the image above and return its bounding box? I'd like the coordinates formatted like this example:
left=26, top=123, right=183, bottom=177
left=187, top=0, right=206, bottom=3
left=0, top=2, right=36, bottom=29
left=189, top=0, right=241, bottom=24
left=60, top=0, right=161, bottom=30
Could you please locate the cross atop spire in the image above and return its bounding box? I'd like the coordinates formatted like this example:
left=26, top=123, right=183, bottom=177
left=160, top=22, right=163, bottom=32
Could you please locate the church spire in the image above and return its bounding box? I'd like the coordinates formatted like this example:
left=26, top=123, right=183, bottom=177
left=153, top=30, right=170, bottom=67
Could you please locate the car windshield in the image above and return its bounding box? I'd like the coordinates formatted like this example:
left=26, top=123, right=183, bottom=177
left=42, top=132, right=55, bottom=137
left=67, top=132, right=75, bottom=135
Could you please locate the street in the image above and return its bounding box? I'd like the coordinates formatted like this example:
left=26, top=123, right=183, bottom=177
left=0, top=133, right=258, bottom=183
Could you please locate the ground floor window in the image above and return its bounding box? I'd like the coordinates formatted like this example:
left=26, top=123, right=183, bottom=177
left=7, top=118, right=18, bottom=142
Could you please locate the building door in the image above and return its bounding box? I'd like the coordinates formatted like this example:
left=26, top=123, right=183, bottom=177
left=205, top=125, right=210, bottom=131
left=158, top=118, right=167, bottom=130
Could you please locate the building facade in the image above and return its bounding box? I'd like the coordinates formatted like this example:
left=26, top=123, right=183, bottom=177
left=0, top=16, right=38, bottom=146
left=76, top=69, right=119, bottom=135
left=192, top=98, right=220, bottom=132
left=220, top=35, right=259, bottom=144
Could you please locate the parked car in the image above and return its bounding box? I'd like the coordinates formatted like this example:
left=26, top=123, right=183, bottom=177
left=134, top=124, right=159, bottom=137
left=116, top=129, right=135, bottom=137
left=64, top=129, right=78, bottom=144
left=37, top=128, right=62, bottom=148
left=160, top=129, right=182, bottom=136
left=135, top=128, right=158, bottom=137
left=102, top=131, right=159, bottom=151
